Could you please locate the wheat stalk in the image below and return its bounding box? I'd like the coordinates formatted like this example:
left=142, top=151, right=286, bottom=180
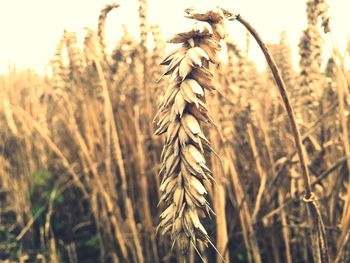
left=232, top=13, right=330, bottom=263
left=155, top=7, right=229, bottom=255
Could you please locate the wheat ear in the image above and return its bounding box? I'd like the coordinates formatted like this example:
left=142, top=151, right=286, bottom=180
left=97, top=2, right=120, bottom=72
left=155, top=7, right=229, bottom=255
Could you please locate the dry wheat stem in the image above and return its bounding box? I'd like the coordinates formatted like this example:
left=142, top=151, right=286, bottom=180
left=233, top=14, right=313, bottom=200
left=233, top=14, right=330, bottom=263
left=138, top=0, right=153, bottom=133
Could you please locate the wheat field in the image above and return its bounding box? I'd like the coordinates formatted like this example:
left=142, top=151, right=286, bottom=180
left=0, top=1, right=350, bottom=262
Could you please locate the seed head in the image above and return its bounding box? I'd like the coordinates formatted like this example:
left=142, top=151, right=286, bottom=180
left=155, top=7, right=228, bottom=255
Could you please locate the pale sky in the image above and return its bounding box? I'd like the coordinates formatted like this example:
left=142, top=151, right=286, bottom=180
left=0, top=0, right=349, bottom=74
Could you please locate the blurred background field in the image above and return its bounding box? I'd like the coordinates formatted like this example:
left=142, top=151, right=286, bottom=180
left=0, top=0, right=350, bottom=262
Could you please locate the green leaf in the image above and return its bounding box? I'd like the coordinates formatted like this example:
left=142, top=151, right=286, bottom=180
left=33, top=169, right=52, bottom=187
left=85, top=235, right=99, bottom=248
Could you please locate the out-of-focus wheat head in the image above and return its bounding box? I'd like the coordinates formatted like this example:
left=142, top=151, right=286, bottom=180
left=297, top=0, right=331, bottom=121
left=322, top=57, right=337, bottom=117
left=64, top=31, right=86, bottom=83
left=297, top=25, right=323, bottom=118
left=138, top=0, right=148, bottom=50
left=150, top=24, right=166, bottom=106
left=110, top=26, right=141, bottom=102
left=51, top=35, right=68, bottom=94
left=306, top=0, right=331, bottom=33
left=155, top=7, right=229, bottom=255
left=226, top=40, right=248, bottom=91
left=98, top=2, right=120, bottom=71
left=267, top=33, right=297, bottom=123
left=268, top=32, right=295, bottom=94
left=110, top=25, right=138, bottom=75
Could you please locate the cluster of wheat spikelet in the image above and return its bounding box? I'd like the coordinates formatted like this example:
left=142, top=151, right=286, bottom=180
left=297, top=0, right=331, bottom=121
left=155, top=7, right=229, bottom=254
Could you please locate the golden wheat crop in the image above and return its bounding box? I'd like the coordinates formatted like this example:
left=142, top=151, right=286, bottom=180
left=0, top=1, right=350, bottom=262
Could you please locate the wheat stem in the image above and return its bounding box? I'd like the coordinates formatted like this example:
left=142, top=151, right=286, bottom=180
left=232, top=14, right=330, bottom=263
left=234, top=14, right=311, bottom=198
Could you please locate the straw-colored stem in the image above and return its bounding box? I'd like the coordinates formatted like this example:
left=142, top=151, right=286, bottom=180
left=233, top=14, right=329, bottom=263
left=234, top=15, right=312, bottom=199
